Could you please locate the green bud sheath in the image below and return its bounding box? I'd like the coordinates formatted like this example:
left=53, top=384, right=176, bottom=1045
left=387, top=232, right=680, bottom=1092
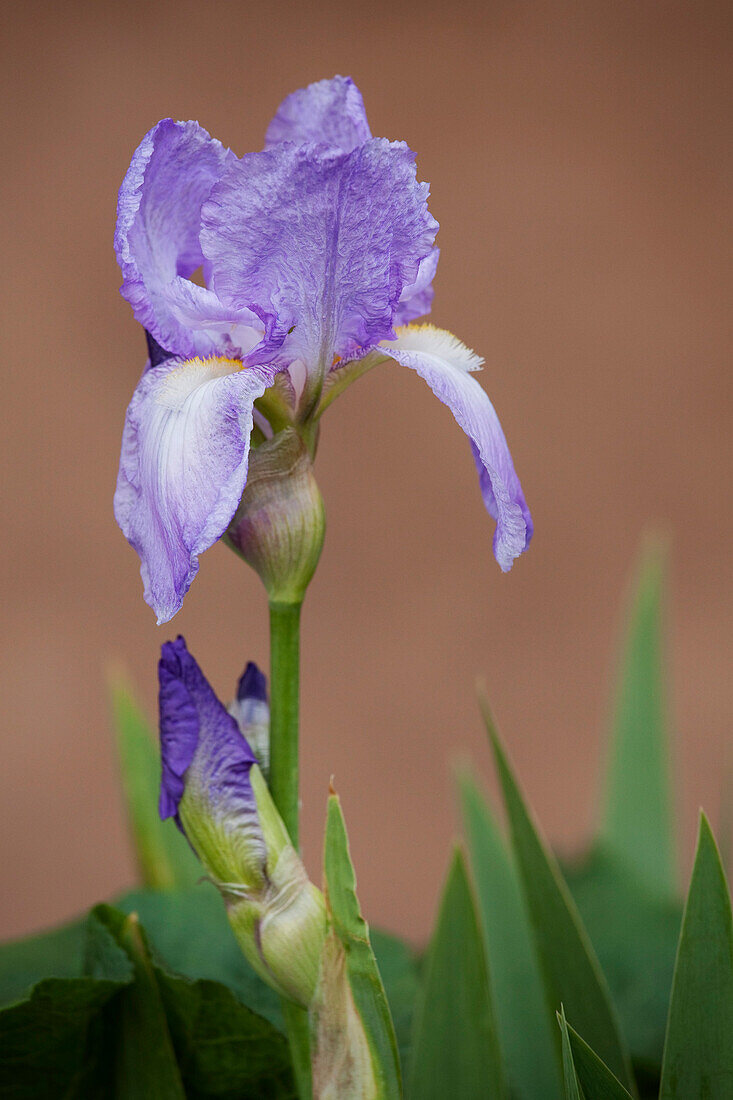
left=225, top=428, right=325, bottom=605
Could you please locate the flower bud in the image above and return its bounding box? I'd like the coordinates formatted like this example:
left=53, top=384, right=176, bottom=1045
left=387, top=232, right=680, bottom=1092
left=158, top=637, right=327, bottom=1007
left=225, top=428, right=325, bottom=605
left=228, top=662, right=270, bottom=780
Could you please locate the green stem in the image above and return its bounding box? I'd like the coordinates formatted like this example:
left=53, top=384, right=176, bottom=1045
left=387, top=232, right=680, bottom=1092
left=268, top=599, right=311, bottom=1098
left=269, top=600, right=302, bottom=846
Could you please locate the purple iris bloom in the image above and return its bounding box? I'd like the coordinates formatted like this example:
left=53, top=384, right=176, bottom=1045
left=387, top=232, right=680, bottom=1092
left=114, top=76, right=532, bottom=623
left=159, top=636, right=260, bottom=837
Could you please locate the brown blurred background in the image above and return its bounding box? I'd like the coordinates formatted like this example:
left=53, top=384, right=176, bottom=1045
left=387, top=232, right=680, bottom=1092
left=1, top=0, right=730, bottom=945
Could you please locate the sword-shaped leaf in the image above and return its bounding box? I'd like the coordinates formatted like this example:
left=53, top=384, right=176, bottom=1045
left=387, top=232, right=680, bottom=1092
left=459, top=771, right=561, bottom=1099
left=484, top=706, right=634, bottom=1092
left=408, top=848, right=506, bottom=1099
left=109, top=673, right=200, bottom=889
left=558, top=1008, right=633, bottom=1099
left=602, top=540, right=674, bottom=896
left=660, top=814, right=733, bottom=1097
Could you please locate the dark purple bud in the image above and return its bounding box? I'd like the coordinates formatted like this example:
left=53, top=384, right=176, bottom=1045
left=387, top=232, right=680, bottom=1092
left=237, top=661, right=268, bottom=704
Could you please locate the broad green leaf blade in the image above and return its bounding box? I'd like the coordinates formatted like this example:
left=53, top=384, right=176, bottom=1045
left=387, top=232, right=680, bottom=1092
left=97, top=902, right=296, bottom=1098
left=602, top=540, right=674, bottom=895
left=560, top=1012, right=633, bottom=1099
left=558, top=1007, right=583, bottom=1100
left=0, top=915, right=133, bottom=1099
left=485, top=709, right=634, bottom=1092
left=109, top=673, right=200, bottom=889
left=0, top=920, right=87, bottom=1008
left=320, top=792, right=401, bottom=1098
left=89, top=906, right=186, bottom=1099
left=115, top=886, right=283, bottom=1029
left=459, top=772, right=561, bottom=1100
left=408, top=848, right=506, bottom=1100
left=660, top=814, right=733, bottom=1098
left=564, top=848, right=681, bottom=1073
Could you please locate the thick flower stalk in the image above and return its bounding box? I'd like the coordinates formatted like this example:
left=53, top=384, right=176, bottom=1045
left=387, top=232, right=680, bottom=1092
left=158, top=636, right=326, bottom=1007
left=113, top=75, right=532, bottom=626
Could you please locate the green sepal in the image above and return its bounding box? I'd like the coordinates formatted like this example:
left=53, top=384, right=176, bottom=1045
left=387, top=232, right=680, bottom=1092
left=601, top=538, right=675, bottom=896
left=312, top=791, right=401, bottom=1099
left=484, top=703, right=635, bottom=1093
left=459, top=770, right=561, bottom=1099
left=660, top=813, right=733, bottom=1097
left=408, top=848, right=506, bottom=1100
left=109, top=672, right=200, bottom=889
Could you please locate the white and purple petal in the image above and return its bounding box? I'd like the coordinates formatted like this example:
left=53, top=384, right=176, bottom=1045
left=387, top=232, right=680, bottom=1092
left=114, top=357, right=273, bottom=624
left=115, top=119, right=263, bottom=359
left=159, top=637, right=259, bottom=832
left=264, top=75, right=371, bottom=152
left=381, top=325, right=532, bottom=570
left=201, top=139, right=438, bottom=371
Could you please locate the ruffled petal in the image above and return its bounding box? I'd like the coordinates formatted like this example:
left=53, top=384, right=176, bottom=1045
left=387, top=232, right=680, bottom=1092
left=201, top=139, right=438, bottom=371
left=114, top=357, right=272, bottom=623
left=265, top=75, right=371, bottom=152
left=158, top=637, right=259, bottom=838
left=393, top=247, right=440, bottom=326
left=381, top=325, right=532, bottom=570
left=115, top=119, right=263, bottom=359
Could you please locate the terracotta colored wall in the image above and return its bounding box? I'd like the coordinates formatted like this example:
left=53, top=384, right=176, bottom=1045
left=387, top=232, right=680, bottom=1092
left=1, top=0, right=730, bottom=945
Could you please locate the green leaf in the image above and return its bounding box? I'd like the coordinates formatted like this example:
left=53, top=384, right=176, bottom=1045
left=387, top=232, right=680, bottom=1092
left=484, top=707, right=634, bottom=1092
left=319, top=791, right=402, bottom=1098
left=0, top=914, right=133, bottom=1099
left=88, top=906, right=186, bottom=1098
left=115, top=886, right=284, bottom=1029
left=559, top=1009, right=634, bottom=1099
left=660, top=814, right=733, bottom=1098
left=459, top=771, right=561, bottom=1100
left=109, top=672, right=201, bottom=889
left=408, top=848, right=506, bottom=1100
left=558, top=1007, right=584, bottom=1100
left=564, top=848, right=681, bottom=1074
left=370, top=929, right=419, bottom=1077
left=601, top=540, right=674, bottom=896
left=0, top=920, right=88, bottom=1008
left=95, top=901, right=296, bottom=1099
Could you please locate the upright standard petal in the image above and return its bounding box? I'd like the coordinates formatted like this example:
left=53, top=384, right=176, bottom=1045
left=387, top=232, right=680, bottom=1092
left=393, top=247, right=440, bottom=326
left=264, top=75, right=372, bottom=152
left=114, top=357, right=272, bottom=623
left=381, top=325, right=532, bottom=570
left=115, top=119, right=263, bottom=359
left=201, top=139, right=438, bottom=371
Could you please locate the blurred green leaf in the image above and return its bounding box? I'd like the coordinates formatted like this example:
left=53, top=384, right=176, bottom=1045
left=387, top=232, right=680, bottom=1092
left=564, top=848, right=681, bottom=1075
left=660, top=814, right=733, bottom=1098
left=109, top=672, right=201, bottom=889
left=459, top=771, right=561, bottom=1099
left=559, top=1006, right=584, bottom=1100
left=602, top=540, right=674, bottom=896
left=485, top=707, right=634, bottom=1093
left=0, top=914, right=132, bottom=1099
left=0, top=920, right=88, bottom=1008
left=88, top=905, right=186, bottom=1099
left=408, top=848, right=505, bottom=1099
left=559, top=1009, right=634, bottom=1099
left=320, top=792, right=402, bottom=1098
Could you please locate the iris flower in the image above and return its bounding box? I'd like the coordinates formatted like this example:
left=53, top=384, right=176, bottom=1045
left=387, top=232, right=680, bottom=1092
left=114, top=76, right=532, bottom=623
